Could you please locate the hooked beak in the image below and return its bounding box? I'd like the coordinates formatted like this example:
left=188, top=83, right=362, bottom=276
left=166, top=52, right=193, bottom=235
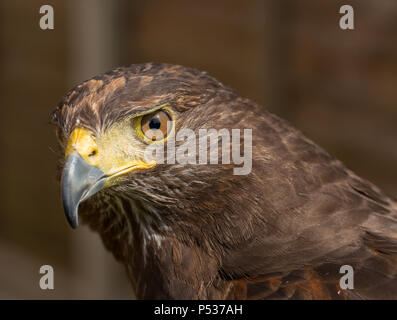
left=61, top=152, right=106, bottom=228
left=60, top=127, right=156, bottom=229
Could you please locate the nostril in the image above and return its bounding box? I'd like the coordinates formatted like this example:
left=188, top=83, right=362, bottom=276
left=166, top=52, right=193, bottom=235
left=88, top=149, right=98, bottom=157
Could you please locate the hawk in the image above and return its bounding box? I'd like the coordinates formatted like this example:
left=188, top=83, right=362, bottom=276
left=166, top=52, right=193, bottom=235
left=51, top=63, right=397, bottom=299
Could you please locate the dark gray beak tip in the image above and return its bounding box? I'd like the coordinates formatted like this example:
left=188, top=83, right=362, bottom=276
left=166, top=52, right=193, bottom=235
left=62, top=195, right=79, bottom=229
left=65, top=208, right=79, bottom=229
left=61, top=152, right=105, bottom=229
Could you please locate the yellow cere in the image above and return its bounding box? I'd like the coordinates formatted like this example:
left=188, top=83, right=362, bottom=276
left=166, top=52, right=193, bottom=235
left=65, top=119, right=157, bottom=185
left=65, top=128, right=99, bottom=166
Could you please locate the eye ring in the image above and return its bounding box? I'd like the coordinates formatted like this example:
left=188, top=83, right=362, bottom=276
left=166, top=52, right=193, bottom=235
left=137, top=107, right=174, bottom=143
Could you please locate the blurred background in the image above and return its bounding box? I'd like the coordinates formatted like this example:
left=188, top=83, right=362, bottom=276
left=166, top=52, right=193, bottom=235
left=0, top=0, right=396, bottom=299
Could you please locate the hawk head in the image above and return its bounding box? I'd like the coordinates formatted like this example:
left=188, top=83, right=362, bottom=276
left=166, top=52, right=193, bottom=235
left=52, top=63, right=258, bottom=262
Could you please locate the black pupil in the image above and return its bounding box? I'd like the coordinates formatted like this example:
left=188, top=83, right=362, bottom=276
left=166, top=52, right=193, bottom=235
left=149, top=117, right=161, bottom=130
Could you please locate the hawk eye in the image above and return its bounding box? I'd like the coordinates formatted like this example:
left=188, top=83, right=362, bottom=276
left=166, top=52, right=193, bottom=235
left=140, top=109, right=173, bottom=142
